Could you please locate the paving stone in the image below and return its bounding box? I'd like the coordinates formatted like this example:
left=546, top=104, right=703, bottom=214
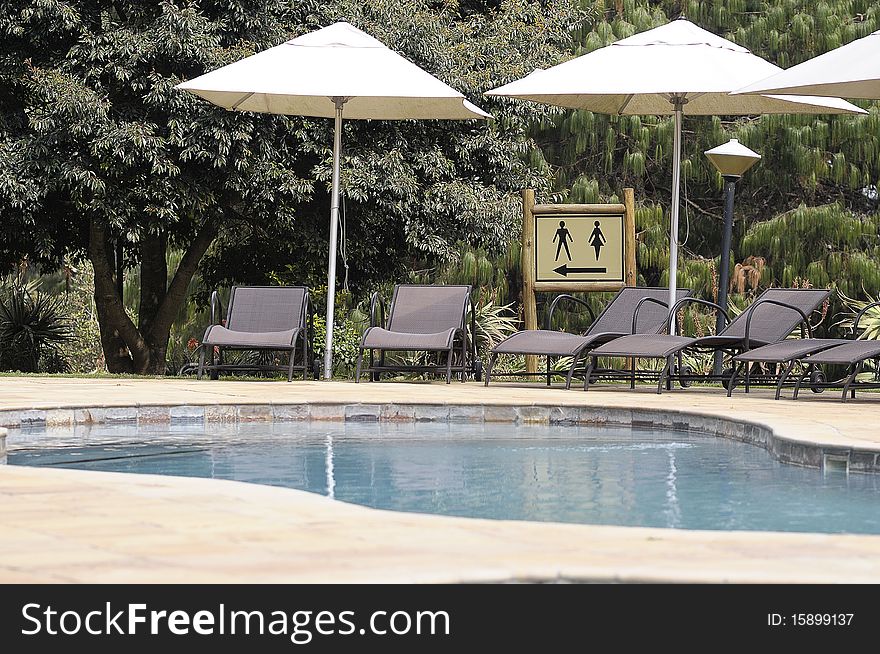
left=235, top=405, right=272, bottom=422
left=308, top=404, right=345, bottom=421
left=170, top=406, right=205, bottom=423
left=345, top=404, right=381, bottom=422
left=379, top=404, right=416, bottom=422
left=272, top=405, right=310, bottom=422
left=204, top=405, right=237, bottom=423
left=413, top=405, right=450, bottom=422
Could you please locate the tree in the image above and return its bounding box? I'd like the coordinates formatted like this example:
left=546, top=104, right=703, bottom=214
left=531, top=0, right=880, bottom=310
left=197, top=0, right=594, bottom=294
left=0, top=0, right=592, bottom=374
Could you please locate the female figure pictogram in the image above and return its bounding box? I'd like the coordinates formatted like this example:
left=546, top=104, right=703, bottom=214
left=588, top=220, right=606, bottom=260
left=553, top=220, right=573, bottom=261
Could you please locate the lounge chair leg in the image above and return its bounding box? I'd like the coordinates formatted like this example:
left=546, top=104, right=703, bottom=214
left=582, top=357, right=596, bottom=391
left=656, top=357, right=672, bottom=394
left=484, top=353, right=498, bottom=387
left=302, top=333, right=309, bottom=381
left=445, top=348, right=453, bottom=384
left=675, top=351, right=683, bottom=388
left=775, top=360, right=796, bottom=400
left=460, top=336, right=467, bottom=382
left=726, top=362, right=745, bottom=397
left=355, top=348, right=364, bottom=383
left=287, top=349, right=296, bottom=382
left=197, top=346, right=206, bottom=380
left=792, top=367, right=810, bottom=400
left=564, top=352, right=580, bottom=390
left=841, top=361, right=863, bottom=402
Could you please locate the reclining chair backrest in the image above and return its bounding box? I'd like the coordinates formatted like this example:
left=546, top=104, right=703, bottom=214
left=226, top=286, right=308, bottom=333
left=588, top=287, right=692, bottom=335
left=721, top=288, right=830, bottom=344
left=387, top=285, right=471, bottom=334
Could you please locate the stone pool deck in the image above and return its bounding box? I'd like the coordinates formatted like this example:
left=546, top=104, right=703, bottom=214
left=1, top=377, right=880, bottom=583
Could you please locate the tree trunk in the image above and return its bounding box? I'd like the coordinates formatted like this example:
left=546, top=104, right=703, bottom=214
left=141, top=221, right=217, bottom=375
left=138, top=231, right=168, bottom=339
left=89, top=217, right=217, bottom=376
left=88, top=218, right=149, bottom=373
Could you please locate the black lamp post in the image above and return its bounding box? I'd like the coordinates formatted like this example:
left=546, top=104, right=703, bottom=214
left=704, top=139, right=761, bottom=375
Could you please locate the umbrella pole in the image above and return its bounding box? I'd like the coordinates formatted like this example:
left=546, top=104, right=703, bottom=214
left=323, top=98, right=347, bottom=380
left=667, top=99, right=684, bottom=335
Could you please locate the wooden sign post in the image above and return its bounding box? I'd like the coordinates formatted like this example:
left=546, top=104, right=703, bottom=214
left=521, top=188, right=636, bottom=373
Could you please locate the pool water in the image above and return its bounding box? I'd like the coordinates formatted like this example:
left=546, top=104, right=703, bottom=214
left=6, top=421, right=880, bottom=534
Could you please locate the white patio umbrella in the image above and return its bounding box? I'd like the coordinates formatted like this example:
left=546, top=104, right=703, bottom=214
left=486, top=18, right=864, bottom=323
left=177, top=22, right=489, bottom=378
left=735, top=30, right=880, bottom=99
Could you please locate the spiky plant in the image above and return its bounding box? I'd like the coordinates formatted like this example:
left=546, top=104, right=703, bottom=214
left=836, top=291, right=880, bottom=340
left=471, top=299, right=519, bottom=353
left=0, top=282, right=73, bottom=372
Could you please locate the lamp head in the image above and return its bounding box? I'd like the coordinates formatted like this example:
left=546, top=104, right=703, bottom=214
left=704, top=138, right=761, bottom=178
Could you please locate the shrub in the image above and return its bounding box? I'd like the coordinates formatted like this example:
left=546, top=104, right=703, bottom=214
left=0, top=282, right=73, bottom=372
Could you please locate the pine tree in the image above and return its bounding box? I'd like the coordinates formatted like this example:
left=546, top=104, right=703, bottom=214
left=532, top=0, right=880, bottom=324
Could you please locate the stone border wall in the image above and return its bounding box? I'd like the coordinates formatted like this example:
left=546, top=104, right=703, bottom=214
left=0, top=402, right=877, bottom=474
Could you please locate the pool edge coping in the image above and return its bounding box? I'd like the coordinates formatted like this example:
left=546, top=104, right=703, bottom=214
left=2, top=399, right=878, bottom=474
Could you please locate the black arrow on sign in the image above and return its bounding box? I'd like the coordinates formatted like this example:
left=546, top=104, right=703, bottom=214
left=554, top=264, right=607, bottom=276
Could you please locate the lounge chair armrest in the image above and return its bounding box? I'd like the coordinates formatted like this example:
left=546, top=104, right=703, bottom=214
left=209, top=290, right=225, bottom=325
left=633, top=296, right=669, bottom=334
left=853, top=300, right=880, bottom=335
left=545, top=294, right=596, bottom=331
left=369, top=292, right=387, bottom=328
left=665, top=297, right=731, bottom=334
left=743, top=298, right=812, bottom=351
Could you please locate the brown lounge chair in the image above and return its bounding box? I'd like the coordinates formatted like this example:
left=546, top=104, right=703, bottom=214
left=198, top=286, right=314, bottom=382
left=355, top=284, right=477, bottom=384
left=485, top=287, right=692, bottom=389
left=585, top=288, right=831, bottom=393
left=730, top=299, right=880, bottom=401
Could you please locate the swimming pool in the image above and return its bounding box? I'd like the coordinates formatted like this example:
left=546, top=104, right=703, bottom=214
left=7, top=421, right=880, bottom=534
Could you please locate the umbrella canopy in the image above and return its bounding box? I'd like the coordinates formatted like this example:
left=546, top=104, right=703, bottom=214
left=177, top=22, right=489, bottom=119
left=486, top=18, right=861, bottom=114
left=487, top=18, right=864, bottom=322
left=178, top=22, right=489, bottom=378
left=734, top=29, right=880, bottom=99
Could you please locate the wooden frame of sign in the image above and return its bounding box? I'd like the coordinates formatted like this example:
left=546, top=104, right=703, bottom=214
left=520, top=187, right=636, bottom=373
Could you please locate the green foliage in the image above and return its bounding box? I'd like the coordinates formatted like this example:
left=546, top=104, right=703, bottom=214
left=837, top=291, right=880, bottom=341
left=415, top=241, right=521, bottom=306
left=312, top=315, right=363, bottom=377
left=472, top=298, right=519, bottom=352
left=0, top=281, right=72, bottom=372
left=739, top=203, right=879, bottom=331
left=532, top=0, right=880, bottom=298
left=741, top=203, right=880, bottom=294
left=57, top=265, right=105, bottom=373
left=2, top=1, right=594, bottom=375
left=196, top=0, right=594, bottom=292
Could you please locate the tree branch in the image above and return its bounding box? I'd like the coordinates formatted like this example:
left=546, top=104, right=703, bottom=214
left=138, top=230, right=168, bottom=337
left=147, top=219, right=218, bottom=346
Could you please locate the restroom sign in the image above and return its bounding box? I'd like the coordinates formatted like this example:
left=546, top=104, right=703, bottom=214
left=535, top=212, right=625, bottom=283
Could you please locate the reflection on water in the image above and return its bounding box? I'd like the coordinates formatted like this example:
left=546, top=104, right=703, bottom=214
left=7, top=421, right=880, bottom=534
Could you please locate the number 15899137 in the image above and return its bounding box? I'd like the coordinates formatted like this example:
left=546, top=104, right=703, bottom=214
left=768, top=613, right=854, bottom=626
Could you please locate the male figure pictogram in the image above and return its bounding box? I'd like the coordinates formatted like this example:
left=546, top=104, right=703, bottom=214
left=553, top=220, right=573, bottom=261
left=588, top=220, right=606, bottom=260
